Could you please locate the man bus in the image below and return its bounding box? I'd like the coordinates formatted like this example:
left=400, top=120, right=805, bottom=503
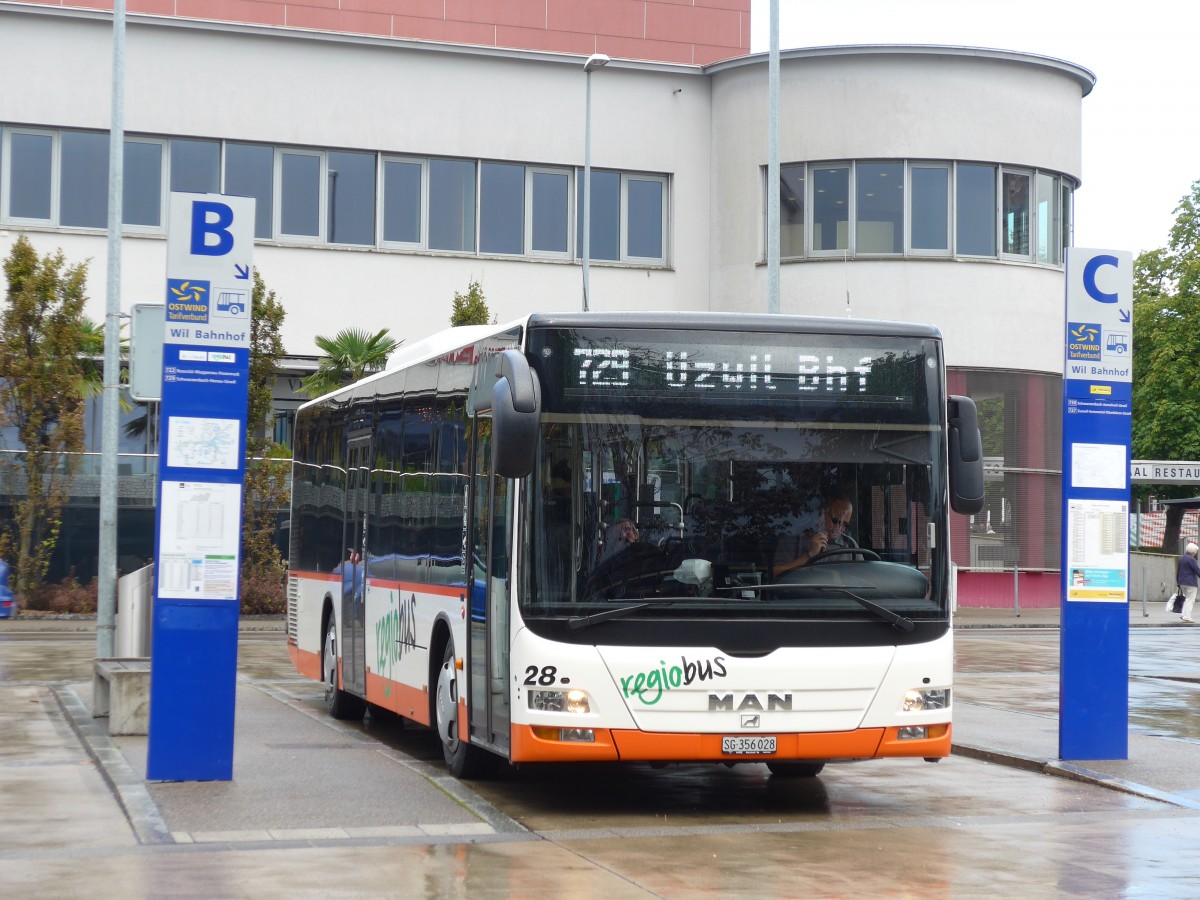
left=287, top=312, right=983, bottom=778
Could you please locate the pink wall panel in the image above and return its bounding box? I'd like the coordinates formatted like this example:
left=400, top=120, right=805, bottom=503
left=598, top=34, right=692, bottom=65
left=494, top=24, right=596, bottom=56
left=285, top=6, right=392, bottom=37
left=447, top=0, right=547, bottom=30
left=548, top=0, right=644, bottom=39
left=176, top=0, right=287, bottom=27
left=391, top=14, right=498, bottom=44
left=645, top=1, right=738, bottom=46
left=11, top=0, right=748, bottom=64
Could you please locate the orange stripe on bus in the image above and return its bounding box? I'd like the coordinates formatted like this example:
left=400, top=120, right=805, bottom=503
left=290, top=645, right=322, bottom=681
left=611, top=728, right=886, bottom=761
left=877, top=723, right=952, bottom=758
left=364, top=670, right=431, bottom=726
left=509, top=725, right=948, bottom=764
left=289, top=570, right=342, bottom=583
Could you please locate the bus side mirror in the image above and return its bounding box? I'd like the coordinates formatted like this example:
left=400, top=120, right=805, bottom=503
left=947, top=395, right=985, bottom=515
left=492, top=349, right=541, bottom=478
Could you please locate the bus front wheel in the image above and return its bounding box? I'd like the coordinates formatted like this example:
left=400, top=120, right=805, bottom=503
left=435, top=641, right=495, bottom=779
left=323, top=619, right=365, bottom=721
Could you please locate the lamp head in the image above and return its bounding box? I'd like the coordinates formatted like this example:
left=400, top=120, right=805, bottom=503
left=583, top=53, right=611, bottom=73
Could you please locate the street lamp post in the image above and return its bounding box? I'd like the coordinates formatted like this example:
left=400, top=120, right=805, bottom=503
left=582, top=53, right=609, bottom=312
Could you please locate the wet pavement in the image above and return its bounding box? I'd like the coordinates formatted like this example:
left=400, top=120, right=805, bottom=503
left=3, top=607, right=1200, bottom=897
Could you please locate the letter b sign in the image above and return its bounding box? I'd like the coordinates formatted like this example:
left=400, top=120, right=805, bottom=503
left=190, top=201, right=235, bottom=256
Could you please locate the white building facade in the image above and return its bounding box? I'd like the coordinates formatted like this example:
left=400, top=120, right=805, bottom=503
left=0, top=3, right=1093, bottom=603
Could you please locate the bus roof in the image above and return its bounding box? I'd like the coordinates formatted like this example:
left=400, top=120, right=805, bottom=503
left=297, top=312, right=943, bottom=409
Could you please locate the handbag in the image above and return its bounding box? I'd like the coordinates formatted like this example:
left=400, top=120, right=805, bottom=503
left=1169, top=589, right=1185, bottom=614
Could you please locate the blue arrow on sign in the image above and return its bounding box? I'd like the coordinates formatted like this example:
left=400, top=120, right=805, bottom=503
left=234, top=264, right=250, bottom=280
left=1119, top=308, right=1130, bottom=323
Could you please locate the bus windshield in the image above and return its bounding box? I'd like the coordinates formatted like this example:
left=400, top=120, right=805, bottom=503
left=525, top=326, right=948, bottom=624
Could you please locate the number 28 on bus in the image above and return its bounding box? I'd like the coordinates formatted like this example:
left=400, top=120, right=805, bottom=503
left=286, top=313, right=984, bottom=779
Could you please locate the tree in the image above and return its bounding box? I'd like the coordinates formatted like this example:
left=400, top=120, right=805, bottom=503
left=299, top=327, right=401, bottom=398
left=0, top=237, right=90, bottom=599
left=1132, top=179, right=1200, bottom=549
left=450, top=279, right=494, bottom=326
left=241, top=271, right=290, bottom=611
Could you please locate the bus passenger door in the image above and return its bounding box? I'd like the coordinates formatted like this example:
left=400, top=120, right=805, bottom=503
left=468, top=426, right=511, bottom=755
left=341, top=436, right=370, bottom=697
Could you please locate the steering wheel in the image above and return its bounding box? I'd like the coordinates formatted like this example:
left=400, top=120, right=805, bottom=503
left=806, top=546, right=881, bottom=565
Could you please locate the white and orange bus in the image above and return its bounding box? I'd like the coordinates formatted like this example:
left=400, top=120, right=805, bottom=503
left=286, top=312, right=983, bottom=778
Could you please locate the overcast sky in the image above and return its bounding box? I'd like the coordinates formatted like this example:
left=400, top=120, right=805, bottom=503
left=749, top=0, right=1198, bottom=256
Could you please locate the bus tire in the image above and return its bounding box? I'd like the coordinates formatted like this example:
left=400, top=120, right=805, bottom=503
left=767, top=761, right=825, bottom=778
left=323, top=618, right=365, bottom=721
left=435, top=641, right=495, bottom=779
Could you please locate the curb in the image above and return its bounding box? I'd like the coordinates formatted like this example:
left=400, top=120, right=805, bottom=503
left=52, top=686, right=175, bottom=845
left=953, top=742, right=1200, bottom=811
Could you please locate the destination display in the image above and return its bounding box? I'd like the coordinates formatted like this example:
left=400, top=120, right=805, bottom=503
left=532, top=328, right=937, bottom=419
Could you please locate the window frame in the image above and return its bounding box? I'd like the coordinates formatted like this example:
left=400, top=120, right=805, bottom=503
left=526, top=165, right=573, bottom=260
left=622, top=173, right=668, bottom=264
left=2, top=127, right=57, bottom=226
left=1000, top=166, right=1033, bottom=261
left=809, top=162, right=852, bottom=257
left=121, top=135, right=168, bottom=233
left=274, top=147, right=327, bottom=244
left=854, top=159, right=905, bottom=256
left=907, top=161, right=951, bottom=257
left=379, top=154, right=427, bottom=250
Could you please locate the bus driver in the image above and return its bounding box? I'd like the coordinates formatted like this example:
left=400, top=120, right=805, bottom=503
left=775, top=494, right=856, bottom=575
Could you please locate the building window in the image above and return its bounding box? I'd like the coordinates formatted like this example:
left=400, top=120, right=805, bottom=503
left=382, top=157, right=423, bottom=246
left=956, top=163, right=997, bottom=257
left=779, top=163, right=805, bottom=257
left=812, top=165, right=850, bottom=252
left=910, top=164, right=949, bottom=253
left=4, top=130, right=53, bottom=222
left=1002, top=170, right=1030, bottom=257
left=578, top=169, right=620, bottom=261
left=124, top=139, right=164, bottom=228
left=626, top=176, right=665, bottom=260
left=1, top=124, right=670, bottom=269
left=225, top=143, right=274, bottom=239
left=327, top=150, right=375, bottom=246
left=1036, top=172, right=1059, bottom=265
left=480, top=161, right=525, bottom=255
left=772, top=159, right=1070, bottom=265
left=856, top=161, right=903, bottom=254
left=171, top=139, right=220, bottom=194
left=60, top=131, right=108, bottom=228
left=279, top=150, right=322, bottom=240
left=577, top=170, right=667, bottom=265
left=529, top=168, right=569, bottom=256
left=428, top=158, right=476, bottom=253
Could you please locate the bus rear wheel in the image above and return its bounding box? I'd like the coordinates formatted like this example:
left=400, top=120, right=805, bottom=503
left=323, top=619, right=365, bottom=721
left=767, top=761, right=825, bottom=777
left=435, top=641, right=495, bottom=779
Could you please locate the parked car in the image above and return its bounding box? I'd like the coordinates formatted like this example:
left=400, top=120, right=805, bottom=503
left=0, top=559, right=14, bottom=618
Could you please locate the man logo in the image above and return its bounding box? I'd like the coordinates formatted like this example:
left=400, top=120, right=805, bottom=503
left=741, top=714, right=761, bottom=728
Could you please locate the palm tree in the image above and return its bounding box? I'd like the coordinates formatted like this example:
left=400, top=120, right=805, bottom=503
left=300, top=327, right=402, bottom=398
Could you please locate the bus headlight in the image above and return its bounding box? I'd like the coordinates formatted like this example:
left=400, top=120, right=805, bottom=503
left=903, top=688, right=949, bottom=712
left=528, top=689, right=591, bottom=713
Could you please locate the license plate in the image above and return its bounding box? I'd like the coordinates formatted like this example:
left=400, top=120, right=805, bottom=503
left=721, top=735, right=776, bottom=755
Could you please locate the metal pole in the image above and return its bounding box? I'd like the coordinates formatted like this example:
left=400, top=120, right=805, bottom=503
left=97, top=0, right=125, bottom=661
left=1013, top=564, right=1020, bottom=618
left=766, top=0, right=780, bottom=314
left=582, top=68, right=593, bottom=312
left=1142, top=565, right=1148, bottom=617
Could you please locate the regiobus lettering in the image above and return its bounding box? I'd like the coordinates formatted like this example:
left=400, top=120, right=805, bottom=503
left=286, top=312, right=984, bottom=780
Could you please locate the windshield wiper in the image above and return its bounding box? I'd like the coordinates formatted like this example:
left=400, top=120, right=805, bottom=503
left=721, top=582, right=916, bottom=632
left=566, top=599, right=686, bottom=631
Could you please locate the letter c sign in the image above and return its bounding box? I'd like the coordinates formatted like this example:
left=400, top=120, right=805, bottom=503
left=190, top=201, right=235, bottom=257
left=1083, top=254, right=1119, bottom=304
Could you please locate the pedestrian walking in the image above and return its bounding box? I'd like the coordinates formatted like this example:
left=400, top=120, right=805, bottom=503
left=1177, top=542, right=1200, bottom=623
